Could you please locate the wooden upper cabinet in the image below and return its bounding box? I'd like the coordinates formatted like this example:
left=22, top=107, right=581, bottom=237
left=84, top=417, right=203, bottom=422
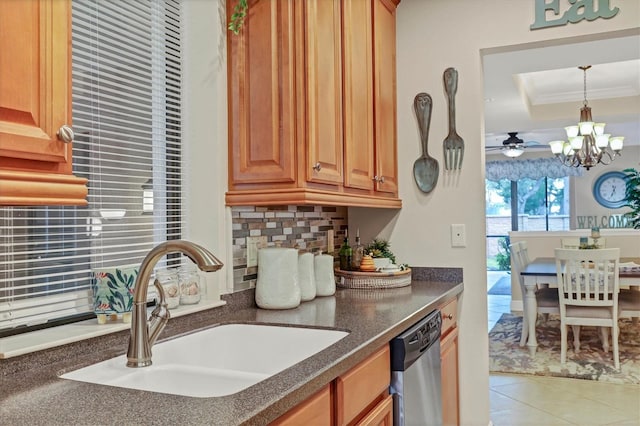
left=303, top=0, right=344, bottom=186
left=342, top=0, right=375, bottom=191
left=226, top=0, right=401, bottom=208
left=0, top=0, right=87, bottom=206
left=373, top=0, right=399, bottom=195
left=227, top=0, right=297, bottom=186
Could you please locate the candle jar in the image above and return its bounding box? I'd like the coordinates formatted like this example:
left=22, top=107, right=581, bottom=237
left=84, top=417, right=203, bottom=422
left=178, top=266, right=201, bottom=305
left=155, top=269, right=180, bottom=309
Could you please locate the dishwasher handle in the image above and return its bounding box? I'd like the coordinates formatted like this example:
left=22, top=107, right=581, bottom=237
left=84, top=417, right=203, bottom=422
left=390, top=310, right=442, bottom=371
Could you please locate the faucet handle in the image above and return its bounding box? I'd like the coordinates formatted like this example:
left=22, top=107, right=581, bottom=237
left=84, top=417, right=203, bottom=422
left=148, top=278, right=171, bottom=347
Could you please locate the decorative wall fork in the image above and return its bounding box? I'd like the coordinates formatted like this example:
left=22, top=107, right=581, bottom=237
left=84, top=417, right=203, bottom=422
left=443, top=67, right=464, bottom=170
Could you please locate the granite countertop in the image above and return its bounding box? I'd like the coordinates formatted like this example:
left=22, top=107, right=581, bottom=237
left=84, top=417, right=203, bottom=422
left=1, top=268, right=462, bottom=425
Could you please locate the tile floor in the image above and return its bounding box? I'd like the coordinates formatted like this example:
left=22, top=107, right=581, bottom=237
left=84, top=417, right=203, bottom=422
left=486, top=271, right=640, bottom=426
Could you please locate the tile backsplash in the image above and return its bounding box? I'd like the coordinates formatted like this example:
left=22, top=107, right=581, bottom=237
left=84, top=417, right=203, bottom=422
left=231, top=205, right=348, bottom=291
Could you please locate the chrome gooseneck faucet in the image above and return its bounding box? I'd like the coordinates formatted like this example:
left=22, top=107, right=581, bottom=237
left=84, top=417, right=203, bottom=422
left=126, top=240, right=224, bottom=368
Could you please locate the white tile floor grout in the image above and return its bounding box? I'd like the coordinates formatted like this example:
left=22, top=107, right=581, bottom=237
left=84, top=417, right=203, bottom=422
left=486, top=271, right=640, bottom=426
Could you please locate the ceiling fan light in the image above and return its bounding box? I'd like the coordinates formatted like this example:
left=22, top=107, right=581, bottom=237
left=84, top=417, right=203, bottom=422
left=565, top=126, right=579, bottom=138
left=593, top=123, right=606, bottom=135
left=570, top=136, right=584, bottom=150
left=502, top=147, right=524, bottom=158
left=595, top=134, right=610, bottom=148
left=610, top=136, right=624, bottom=151
left=579, top=121, right=594, bottom=135
left=548, top=140, right=564, bottom=154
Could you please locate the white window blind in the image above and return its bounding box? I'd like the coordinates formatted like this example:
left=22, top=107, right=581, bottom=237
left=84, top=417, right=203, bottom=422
left=0, top=0, right=184, bottom=334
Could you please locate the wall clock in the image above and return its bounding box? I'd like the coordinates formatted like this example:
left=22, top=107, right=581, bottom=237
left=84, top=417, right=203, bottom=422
left=592, top=171, right=627, bottom=209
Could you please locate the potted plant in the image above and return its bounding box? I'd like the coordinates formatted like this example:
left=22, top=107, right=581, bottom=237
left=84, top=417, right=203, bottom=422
left=365, top=239, right=396, bottom=269
left=623, top=167, right=640, bottom=229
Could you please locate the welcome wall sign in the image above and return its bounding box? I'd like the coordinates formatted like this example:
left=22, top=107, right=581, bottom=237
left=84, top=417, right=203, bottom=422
left=531, top=0, right=620, bottom=30
left=576, top=214, right=632, bottom=229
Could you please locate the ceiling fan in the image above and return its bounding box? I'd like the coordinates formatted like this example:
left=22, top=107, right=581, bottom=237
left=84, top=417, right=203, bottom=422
left=485, top=132, right=544, bottom=158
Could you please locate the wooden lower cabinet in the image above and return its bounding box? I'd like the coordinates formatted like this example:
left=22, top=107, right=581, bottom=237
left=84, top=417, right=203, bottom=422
left=272, top=345, right=391, bottom=426
left=439, top=298, right=460, bottom=426
left=271, top=385, right=332, bottom=426
left=336, top=345, right=390, bottom=426
left=355, top=393, right=393, bottom=426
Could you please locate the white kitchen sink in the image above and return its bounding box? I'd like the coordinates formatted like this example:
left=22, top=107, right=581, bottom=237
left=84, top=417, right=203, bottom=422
left=61, top=323, right=348, bottom=398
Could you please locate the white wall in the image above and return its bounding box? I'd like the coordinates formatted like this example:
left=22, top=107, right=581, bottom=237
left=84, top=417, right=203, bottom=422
left=182, top=0, right=233, bottom=296
left=355, top=1, right=639, bottom=424
left=181, top=1, right=639, bottom=424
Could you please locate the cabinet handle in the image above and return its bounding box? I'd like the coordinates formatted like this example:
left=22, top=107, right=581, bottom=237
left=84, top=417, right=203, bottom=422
left=446, top=313, right=453, bottom=320
left=372, top=175, right=386, bottom=183
left=57, top=125, right=74, bottom=143
left=312, top=162, right=322, bottom=172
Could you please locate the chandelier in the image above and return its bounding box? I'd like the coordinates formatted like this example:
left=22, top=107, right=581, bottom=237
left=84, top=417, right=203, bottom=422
left=548, top=65, right=624, bottom=170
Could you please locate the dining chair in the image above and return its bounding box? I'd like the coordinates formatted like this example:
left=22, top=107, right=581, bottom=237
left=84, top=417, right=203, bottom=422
left=560, top=238, right=580, bottom=249
left=509, top=242, right=559, bottom=347
left=561, top=237, right=606, bottom=249
left=554, top=248, right=621, bottom=370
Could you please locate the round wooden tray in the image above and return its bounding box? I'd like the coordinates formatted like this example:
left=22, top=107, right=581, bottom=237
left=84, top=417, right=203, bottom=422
left=334, top=267, right=412, bottom=289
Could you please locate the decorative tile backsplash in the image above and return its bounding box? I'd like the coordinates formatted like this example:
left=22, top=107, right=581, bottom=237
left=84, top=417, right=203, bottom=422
left=231, top=205, right=347, bottom=292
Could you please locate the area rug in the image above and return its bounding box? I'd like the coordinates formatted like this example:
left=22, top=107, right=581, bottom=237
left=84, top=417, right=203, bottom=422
left=489, top=313, right=640, bottom=385
left=487, top=276, right=512, bottom=295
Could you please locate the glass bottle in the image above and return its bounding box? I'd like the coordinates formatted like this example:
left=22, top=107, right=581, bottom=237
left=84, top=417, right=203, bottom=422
left=178, top=265, right=201, bottom=305
left=351, top=228, right=364, bottom=270
left=339, top=229, right=353, bottom=271
left=155, top=268, right=180, bottom=309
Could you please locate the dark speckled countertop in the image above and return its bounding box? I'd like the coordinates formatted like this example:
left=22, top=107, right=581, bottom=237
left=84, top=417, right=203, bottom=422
left=1, top=267, right=462, bottom=425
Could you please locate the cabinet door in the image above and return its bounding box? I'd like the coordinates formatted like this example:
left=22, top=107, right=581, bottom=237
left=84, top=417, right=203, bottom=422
left=0, top=0, right=87, bottom=206
left=372, top=0, right=399, bottom=195
left=336, top=345, right=390, bottom=426
left=441, top=326, right=459, bottom=426
left=271, top=385, right=332, bottom=426
left=355, top=393, right=393, bottom=426
left=0, top=0, right=70, bottom=170
left=228, top=0, right=297, bottom=186
left=342, top=0, right=374, bottom=191
left=303, top=0, right=344, bottom=186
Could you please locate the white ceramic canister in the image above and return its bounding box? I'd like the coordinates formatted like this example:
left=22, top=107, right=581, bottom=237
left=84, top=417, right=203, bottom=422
left=255, top=247, right=301, bottom=309
left=314, top=254, right=336, bottom=297
left=297, top=252, right=316, bottom=302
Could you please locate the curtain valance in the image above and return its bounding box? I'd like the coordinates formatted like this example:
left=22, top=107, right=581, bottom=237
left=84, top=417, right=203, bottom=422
left=486, top=158, right=584, bottom=181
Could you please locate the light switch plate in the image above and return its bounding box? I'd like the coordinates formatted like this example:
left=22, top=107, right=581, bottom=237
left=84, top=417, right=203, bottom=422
left=247, top=236, right=267, bottom=267
left=451, top=224, right=466, bottom=247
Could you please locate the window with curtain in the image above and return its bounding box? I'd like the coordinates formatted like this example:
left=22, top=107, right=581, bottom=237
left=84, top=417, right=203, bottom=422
left=0, top=0, right=183, bottom=336
left=485, top=158, right=580, bottom=269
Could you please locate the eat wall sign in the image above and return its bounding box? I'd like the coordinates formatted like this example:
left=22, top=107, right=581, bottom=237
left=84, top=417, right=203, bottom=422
left=531, top=0, right=619, bottom=30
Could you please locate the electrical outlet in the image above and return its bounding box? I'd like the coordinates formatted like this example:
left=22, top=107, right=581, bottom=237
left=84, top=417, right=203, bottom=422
left=246, top=236, right=267, bottom=267
left=327, top=230, right=334, bottom=253
left=451, top=224, right=466, bottom=247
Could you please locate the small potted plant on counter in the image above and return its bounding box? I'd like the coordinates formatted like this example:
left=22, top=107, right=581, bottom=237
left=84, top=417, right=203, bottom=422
left=365, top=239, right=397, bottom=270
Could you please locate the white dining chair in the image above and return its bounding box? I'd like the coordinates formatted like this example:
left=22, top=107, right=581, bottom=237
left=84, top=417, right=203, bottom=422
left=560, top=237, right=606, bottom=249
left=510, top=242, right=559, bottom=346
left=560, top=238, right=580, bottom=249
left=554, top=248, right=621, bottom=370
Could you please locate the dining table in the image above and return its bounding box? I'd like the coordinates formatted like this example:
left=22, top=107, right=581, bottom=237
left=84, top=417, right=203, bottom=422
left=520, top=256, right=640, bottom=355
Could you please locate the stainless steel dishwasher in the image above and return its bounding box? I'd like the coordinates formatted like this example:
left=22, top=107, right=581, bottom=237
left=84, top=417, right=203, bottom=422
left=390, top=309, right=443, bottom=426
